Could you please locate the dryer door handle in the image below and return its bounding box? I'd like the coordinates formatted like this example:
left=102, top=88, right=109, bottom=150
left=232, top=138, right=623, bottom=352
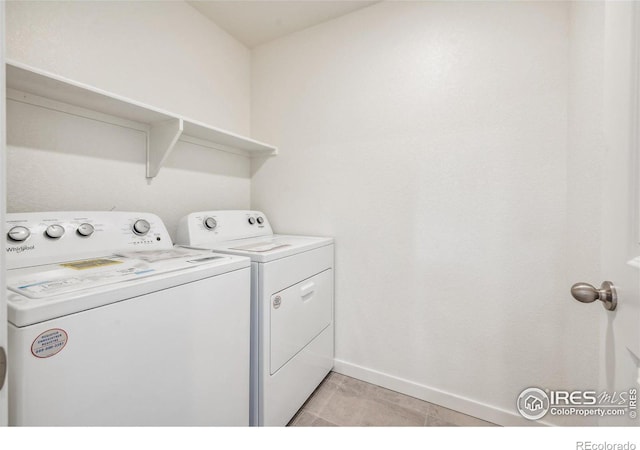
left=300, top=282, right=316, bottom=299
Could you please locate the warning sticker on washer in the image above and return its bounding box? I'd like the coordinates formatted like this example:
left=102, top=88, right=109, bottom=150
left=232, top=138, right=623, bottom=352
left=8, top=259, right=158, bottom=299
left=60, top=259, right=123, bottom=270
left=7, top=250, right=213, bottom=299
left=31, top=329, right=68, bottom=358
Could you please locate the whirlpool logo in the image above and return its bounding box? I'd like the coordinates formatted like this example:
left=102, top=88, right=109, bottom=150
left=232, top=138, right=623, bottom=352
left=6, top=244, right=35, bottom=254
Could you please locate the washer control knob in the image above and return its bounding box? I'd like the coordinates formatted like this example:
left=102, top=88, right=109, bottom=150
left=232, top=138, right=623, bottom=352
left=45, top=224, right=65, bottom=239
left=8, top=226, right=30, bottom=242
left=77, top=223, right=95, bottom=237
left=132, top=219, right=151, bottom=236
left=256, top=216, right=264, bottom=224
left=204, top=217, right=218, bottom=230
left=248, top=217, right=256, bottom=225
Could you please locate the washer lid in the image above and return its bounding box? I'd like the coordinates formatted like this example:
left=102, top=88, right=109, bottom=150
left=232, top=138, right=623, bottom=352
left=7, top=248, right=250, bottom=327
left=182, top=234, right=333, bottom=263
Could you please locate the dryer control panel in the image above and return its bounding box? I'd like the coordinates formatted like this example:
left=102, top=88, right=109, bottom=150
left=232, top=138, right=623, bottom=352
left=176, top=210, right=273, bottom=247
left=5, top=211, right=172, bottom=269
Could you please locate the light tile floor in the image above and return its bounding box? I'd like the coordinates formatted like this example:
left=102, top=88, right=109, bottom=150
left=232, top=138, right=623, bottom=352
left=289, top=372, right=497, bottom=427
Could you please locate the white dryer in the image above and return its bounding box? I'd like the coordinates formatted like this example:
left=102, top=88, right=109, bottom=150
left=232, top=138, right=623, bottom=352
left=176, top=210, right=334, bottom=426
left=5, top=211, right=251, bottom=426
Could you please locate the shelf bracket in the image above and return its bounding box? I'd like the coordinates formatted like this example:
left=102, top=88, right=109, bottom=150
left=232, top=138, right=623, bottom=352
left=147, top=118, right=183, bottom=178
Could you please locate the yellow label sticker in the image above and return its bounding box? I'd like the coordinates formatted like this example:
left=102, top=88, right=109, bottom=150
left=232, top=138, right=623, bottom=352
left=60, top=259, right=123, bottom=270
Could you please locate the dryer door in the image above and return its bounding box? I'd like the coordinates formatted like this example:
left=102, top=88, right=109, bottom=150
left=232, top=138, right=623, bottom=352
left=270, top=269, right=333, bottom=374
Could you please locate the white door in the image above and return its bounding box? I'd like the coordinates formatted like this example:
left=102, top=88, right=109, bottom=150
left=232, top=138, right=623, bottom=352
left=598, top=1, right=640, bottom=425
left=0, top=0, right=8, bottom=427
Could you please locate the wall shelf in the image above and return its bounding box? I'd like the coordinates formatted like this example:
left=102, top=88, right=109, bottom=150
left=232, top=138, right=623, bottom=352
left=5, top=60, right=278, bottom=178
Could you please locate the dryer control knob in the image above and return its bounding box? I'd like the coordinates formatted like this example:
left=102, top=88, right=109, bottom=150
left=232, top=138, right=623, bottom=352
left=8, top=226, right=30, bottom=242
left=204, top=217, right=217, bottom=230
left=77, top=223, right=95, bottom=237
left=256, top=217, right=264, bottom=224
left=45, top=224, right=65, bottom=239
left=248, top=217, right=256, bottom=225
left=132, top=219, right=151, bottom=236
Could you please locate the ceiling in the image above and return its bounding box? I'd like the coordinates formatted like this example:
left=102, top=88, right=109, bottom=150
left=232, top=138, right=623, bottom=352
left=187, top=1, right=378, bottom=48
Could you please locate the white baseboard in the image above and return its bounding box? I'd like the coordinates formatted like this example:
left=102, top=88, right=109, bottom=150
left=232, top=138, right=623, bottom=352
left=333, top=359, right=552, bottom=427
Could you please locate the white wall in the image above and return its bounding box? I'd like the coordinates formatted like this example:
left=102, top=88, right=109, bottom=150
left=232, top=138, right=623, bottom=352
left=567, top=0, right=605, bottom=414
left=251, top=1, right=601, bottom=425
left=5, top=1, right=252, bottom=237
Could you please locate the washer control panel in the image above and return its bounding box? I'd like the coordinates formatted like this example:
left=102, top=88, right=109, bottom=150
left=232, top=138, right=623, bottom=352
left=176, top=210, right=273, bottom=247
left=6, top=211, right=173, bottom=269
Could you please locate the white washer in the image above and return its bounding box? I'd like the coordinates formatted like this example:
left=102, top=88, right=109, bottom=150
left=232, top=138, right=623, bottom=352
left=5, top=211, right=251, bottom=426
left=176, top=210, right=334, bottom=426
